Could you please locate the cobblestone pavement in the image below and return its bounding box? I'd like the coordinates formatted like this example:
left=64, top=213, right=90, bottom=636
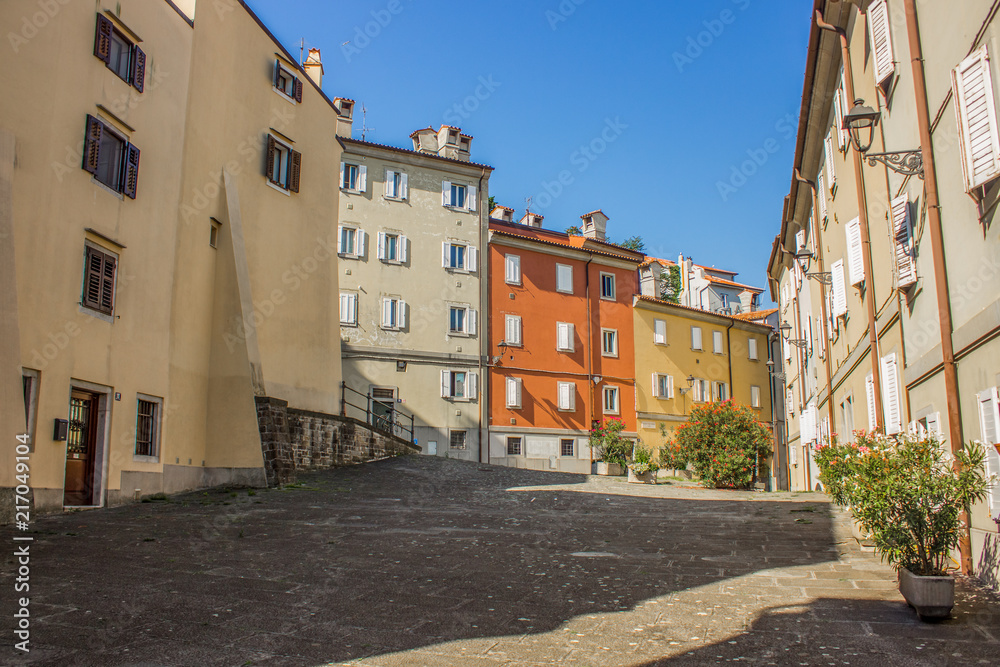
left=2, top=456, right=999, bottom=666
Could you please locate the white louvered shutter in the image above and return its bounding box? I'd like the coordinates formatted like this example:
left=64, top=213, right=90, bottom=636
left=339, top=293, right=349, bottom=323
left=467, top=309, right=477, bottom=336
left=506, top=255, right=521, bottom=283
left=866, top=373, right=877, bottom=431
left=442, top=242, right=451, bottom=268
left=783, top=338, right=791, bottom=362
left=880, top=353, right=902, bottom=435
left=339, top=162, right=345, bottom=189
left=825, top=134, right=836, bottom=186
left=381, top=298, right=392, bottom=328
left=979, top=387, right=1000, bottom=445
left=869, top=0, right=895, bottom=85
left=654, top=319, right=667, bottom=345
left=692, top=327, right=702, bottom=350
left=954, top=46, right=1000, bottom=191
left=845, top=218, right=864, bottom=285
left=834, top=88, right=846, bottom=151
left=748, top=337, right=757, bottom=360
left=466, top=373, right=478, bottom=400
left=890, top=195, right=917, bottom=288
left=831, top=260, right=848, bottom=317
left=384, top=170, right=395, bottom=196
left=667, top=375, right=675, bottom=399
left=358, top=166, right=367, bottom=192
left=398, top=301, right=407, bottom=329
left=926, top=412, right=942, bottom=440
left=399, top=235, right=408, bottom=263
left=985, top=445, right=1000, bottom=522
left=713, top=330, right=723, bottom=354
left=442, top=181, right=452, bottom=206
left=507, top=377, right=521, bottom=408
left=818, top=174, right=827, bottom=220
left=651, top=373, right=660, bottom=398
left=337, top=226, right=344, bottom=253
left=377, top=232, right=386, bottom=260
left=795, top=230, right=806, bottom=253
left=357, top=230, right=367, bottom=258
left=441, top=370, right=451, bottom=398
left=467, top=185, right=477, bottom=211
left=467, top=246, right=478, bottom=273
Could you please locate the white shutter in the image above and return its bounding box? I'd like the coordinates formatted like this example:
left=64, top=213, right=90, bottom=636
left=692, top=326, right=702, bottom=350
left=984, top=444, right=1000, bottom=522
left=817, top=315, right=826, bottom=358
left=748, top=337, right=757, bottom=360
left=339, top=162, right=345, bottom=189
left=558, top=382, right=569, bottom=410
left=954, top=46, right=1000, bottom=191
left=358, top=165, right=367, bottom=192
left=339, top=293, right=349, bottom=323
left=713, top=330, right=723, bottom=354
left=467, top=308, right=477, bottom=336
left=384, top=170, right=395, bottom=196
left=834, top=88, right=846, bottom=151
left=654, top=319, right=667, bottom=345
left=880, top=353, right=902, bottom=435
left=890, top=195, right=917, bottom=289
left=787, top=389, right=794, bottom=416
left=926, top=412, right=942, bottom=440
left=866, top=373, right=877, bottom=431
left=381, top=298, right=392, bottom=328
left=505, top=255, right=521, bottom=283
left=441, top=370, right=451, bottom=398
left=751, top=385, right=760, bottom=408
left=818, top=174, right=827, bottom=220
left=377, top=232, right=386, bottom=260
left=979, top=387, right=1000, bottom=445
left=467, top=185, right=477, bottom=211
left=400, top=173, right=408, bottom=199
left=442, top=242, right=451, bottom=268
left=466, top=372, right=478, bottom=400
left=831, top=260, right=847, bottom=317
left=667, top=375, right=675, bottom=399
left=337, top=226, right=344, bottom=253
left=651, top=373, right=660, bottom=398
left=795, top=230, right=806, bottom=253
left=398, top=301, right=407, bottom=329
left=399, top=235, right=408, bottom=263
left=357, top=230, right=367, bottom=258
left=506, top=377, right=521, bottom=408
left=783, top=338, right=791, bottom=362
left=467, top=246, right=478, bottom=273
left=825, top=134, right=836, bottom=186
left=846, top=217, right=865, bottom=285
left=442, top=181, right=452, bottom=206
left=807, top=316, right=814, bottom=355
left=869, top=0, right=895, bottom=85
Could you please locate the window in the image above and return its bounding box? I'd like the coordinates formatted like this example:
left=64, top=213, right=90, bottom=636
left=840, top=396, right=855, bottom=443
left=713, top=382, right=729, bottom=402
left=209, top=220, right=221, bottom=249
left=561, top=439, right=575, bottom=457
left=341, top=162, right=366, bottom=192
left=442, top=181, right=477, bottom=210
left=339, top=292, right=358, bottom=326
left=691, top=326, right=703, bottom=351
left=890, top=195, right=917, bottom=289
left=450, top=430, right=468, bottom=450
left=377, top=231, right=407, bottom=263
left=93, top=14, right=145, bottom=91
left=557, top=381, right=576, bottom=412
left=846, top=217, right=864, bottom=285
left=134, top=397, right=160, bottom=458
left=442, top=242, right=478, bottom=272
left=273, top=59, right=303, bottom=102
left=653, top=319, right=667, bottom=345
left=712, top=330, right=724, bottom=354
left=381, top=297, right=406, bottom=330
left=384, top=169, right=407, bottom=199
left=652, top=373, right=674, bottom=400
left=602, top=386, right=620, bottom=414
left=505, top=254, right=522, bottom=285
left=556, top=264, right=573, bottom=293
left=831, top=259, right=848, bottom=317
left=748, top=337, right=758, bottom=360
left=266, top=135, right=301, bottom=193
left=83, top=116, right=140, bottom=198
left=601, top=329, right=618, bottom=357
left=448, top=306, right=476, bottom=335
left=751, top=385, right=761, bottom=409
left=21, top=370, right=39, bottom=450
left=880, top=353, right=902, bottom=435
left=824, top=133, right=836, bottom=187
left=82, top=245, right=117, bottom=315
left=506, top=377, right=522, bottom=409
left=506, top=436, right=522, bottom=456
left=978, top=388, right=1000, bottom=444
left=441, top=370, right=478, bottom=400
left=600, top=272, right=616, bottom=299
left=338, top=226, right=365, bottom=257
left=865, top=373, right=877, bottom=431
left=954, top=46, right=1000, bottom=192
left=556, top=322, right=575, bottom=352
left=692, top=378, right=710, bottom=403
left=505, top=314, right=522, bottom=346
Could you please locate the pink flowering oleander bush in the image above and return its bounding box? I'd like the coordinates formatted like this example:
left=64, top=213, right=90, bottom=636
left=590, top=418, right=631, bottom=469
left=669, top=400, right=772, bottom=489
left=815, top=431, right=989, bottom=576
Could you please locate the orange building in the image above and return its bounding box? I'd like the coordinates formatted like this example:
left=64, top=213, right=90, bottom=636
left=486, top=208, right=643, bottom=473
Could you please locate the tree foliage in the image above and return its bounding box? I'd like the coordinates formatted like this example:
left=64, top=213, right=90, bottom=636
left=618, top=235, right=646, bottom=252
left=590, top=418, right=631, bottom=468
left=565, top=225, right=582, bottom=235
left=668, top=401, right=772, bottom=489
left=660, top=265, right=682, bottom=304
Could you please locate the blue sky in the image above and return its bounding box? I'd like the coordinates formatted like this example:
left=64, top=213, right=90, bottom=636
left=250, top=0, right=810, bottom=302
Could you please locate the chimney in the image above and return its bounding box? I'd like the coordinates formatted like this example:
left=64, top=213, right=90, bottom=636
left=491, top=205, right=514, bottom=223
left=303, top=48, right=323, bottom=88
left=334, top=98, right=354, bottom=137
left=410, top=127, right=438, bottom=154
left=519, top=212, right=544, bottom=228
left=580, top=210, right=609, bottom=241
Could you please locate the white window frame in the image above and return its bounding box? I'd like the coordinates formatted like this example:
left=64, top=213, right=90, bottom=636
left=691, top=326, right=703, bottom=351
left=505, top=254, right=522, bottom=285
left=556, top=322, right=575, bottom=352
left=338, top=225, right=365, bottom=259
left=868, top=0, right=895, bottom=86
left=652, top=373, right=674, bottom=400
left=133, top=393, right=162, bottom=462
left=273, top=60, right=300, bottom=102
left=748, top=336, right=758, bottom=360
left=602, top=385, right=620, bottom=415
left=599, top=272, right=616, bottom=300
left=442, top=241, right=477, bottom=273
left=448, top=305, right=476, bottom=336
left=377, top=231, right=407, bottom=264
left=339, top=291, right=358, bottom=326
left=504, top=314, right=522, bottom=346
left=556, top=263, right=574, bottom=294
left=557, top=381, right=576, bottom=412
left=381, top=296, right=406, bottom=331
left=450, top=429, right=468, bottom=450
left=340, top=162, right=366, bottom=193
left=442, top=180, right=477, bottom=211
left=601, top=328, right=619, bottom=358
left=441, top=370, right=478, bottom=401
left=383, top=168, right=408, bottom=200
left=653, top=319, right=667, bottom=345
left=751, top=385, right=761, bottom=409
left=712, top=330, right=724, bottom=355
left=506, top=377, right=523, bottom=409
left=506, top=436, right=522, bottom=456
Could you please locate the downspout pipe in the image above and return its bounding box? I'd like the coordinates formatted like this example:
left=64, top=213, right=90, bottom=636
left=816, top=9, right=885, bottom=432
left=725, top=318, right=735, bottom=397
left=478, top=167, right=488, bottom=464
left=585, top=256, right=595, bottom=465
left=795, top=168, right=837, bottom=433
left=903, top=0, right=973, bottom=575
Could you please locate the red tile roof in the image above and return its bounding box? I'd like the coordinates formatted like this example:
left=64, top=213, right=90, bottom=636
left=633, top=295, right=772, bottom=328
left=705, top=275, right=764, bottom=293
left=732, top=308, right=778, bottom=322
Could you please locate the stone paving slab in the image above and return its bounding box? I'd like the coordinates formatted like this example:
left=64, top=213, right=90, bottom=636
left=1, top=456, right=999, bottom=666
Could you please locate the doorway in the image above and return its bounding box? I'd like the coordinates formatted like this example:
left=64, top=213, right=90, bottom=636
left=371, top=386, right=395, bottom=434
left=64, top=390, right=99, bottom=506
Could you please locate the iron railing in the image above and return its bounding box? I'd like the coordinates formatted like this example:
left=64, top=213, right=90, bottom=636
left=340, top=382, right=415, bottom=443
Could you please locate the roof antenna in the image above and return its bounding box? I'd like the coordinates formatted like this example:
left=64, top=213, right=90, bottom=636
left=525, top=196, right=532, bottom=214
left=299, top=38, right=305, bottom=66
left=359, top=104, right=375, bottom=141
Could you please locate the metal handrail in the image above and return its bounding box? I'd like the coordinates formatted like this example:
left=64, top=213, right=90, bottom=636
left=341, top=382, right=415, bottom=443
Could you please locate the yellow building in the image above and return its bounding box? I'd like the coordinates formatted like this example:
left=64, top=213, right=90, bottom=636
left=632, top=296, right=775, bottom=482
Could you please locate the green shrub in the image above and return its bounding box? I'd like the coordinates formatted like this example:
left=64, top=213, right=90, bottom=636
left=669, top=400, right=772, bottom=489
left=590, top=418, right=631, bottom=468
left=629, top=443, right=661, bottom=475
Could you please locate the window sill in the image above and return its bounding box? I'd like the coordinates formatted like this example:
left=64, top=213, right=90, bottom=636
left=556, top=348, right=575, bottom=353
left=341, top=188, right=365, bottom=195
left=132, top=455, right=159, bottom=464
left=381, top=327, right=403, bottom=332
left=600, top=296, right=616, bottom=301
left=557, top=408, right=576, bottom=413
left=445, top=266, right=471, bottom=274
left=266, top=180, right=291, bottom=196
left=380, top=259, right=403, bottom=265
left=448, top=332, right=474, bottom=338
left=601, top=353, right=619, bottom=359
left=443, top=205, right=473, bottom=213
left=505, top=281, right=522, bottom=287
left=556, top=289, right=573, bottom=295
left=340, top=322, right=358, bottom=328
left=272, top=87, right=298, bottom=105
left=338, top=253, right=360, bottom=260
left=79, top=304, right=114, bottom=324
left=383, top=195, right=407, bottom=202
left=91, top=176, right=125, bottom=200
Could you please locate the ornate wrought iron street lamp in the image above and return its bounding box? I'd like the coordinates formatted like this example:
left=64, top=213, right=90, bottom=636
left=844, top=99, right=924, bottom=178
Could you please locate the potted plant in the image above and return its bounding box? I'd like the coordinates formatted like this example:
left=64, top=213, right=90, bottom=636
left=590, top=418, right=630, bottom=476
left=627, top=443, right=660, bottom=484
left=815, top=432, right=990, bottom=621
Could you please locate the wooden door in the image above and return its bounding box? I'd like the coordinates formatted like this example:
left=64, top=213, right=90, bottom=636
left=64, top=391, right=98, bottom=506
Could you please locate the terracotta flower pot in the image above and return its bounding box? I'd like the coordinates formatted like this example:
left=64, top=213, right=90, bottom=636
left=898, top=567, right=955, bottom=621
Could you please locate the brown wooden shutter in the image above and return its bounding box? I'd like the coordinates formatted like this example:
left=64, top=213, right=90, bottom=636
left=265, top=135, right=276, bottom=182
left=100, top=254, right=116, bottom=313
left=84, top=248, right=104, bottom=309
left=94, top=14, right=112, bottom=63
left=83, top=115, right=102, bottom=175
left=294, top=78, right=303, bottom=103
left=131, top=46, right=146, bottom=92
left=123, top=144, right=140, bottom=199
left=289, top=150, right=301, bottom=193
left=273, top=59, right=281, bottom=88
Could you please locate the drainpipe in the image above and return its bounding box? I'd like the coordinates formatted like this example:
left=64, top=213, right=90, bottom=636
left=817, top=9, right=885, bottom=431
left=478, top=166, right=488, bottom=464
left=795, top=169, right=837, bottom=432
left=584, top=256, right=595, bottom=464
left=903, top=0, right=972, bottom=575
left=725, top=318, right=735, bottom=396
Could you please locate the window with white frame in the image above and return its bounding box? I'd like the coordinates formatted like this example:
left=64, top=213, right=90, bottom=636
left=602, top=386, right=620, bottom=414
left=377, top=231, right=407, bottom=263
left=381, top=297, right=406, bottom=330
left=506, top=436, right=522, bottom=456
left=505, top=254, right=522, bottom=285
left=555, top=263, right=573, bottom=293
left=713, top=381, right=729, bottom=402
left=712, top=330, right=724, bottom=354
left=441, top=370, right=478, bottom=400
left=384, top=169, right=407, bottom=199
left=341, top=162, right=366, bottom=192
left=557, top=381, right=576, bottom=412
left=652, top=373, right=674, bottom=400
left=691, top=326, right=703, bottom=351
left=556, top=322, right=575, bottom=352
left=751, top=385, right=761, bottom=409
left=692, top=378, right=710, bottom=403
left=600, top=272, right=616, bottom=300
left=134, top=395, right=161, bottom=459
left=505, top=314, right=522, bottom=346
left=449, top=305, right=476, bottom=335
left=272, top=59, right=303, bottom=102
left=840, top=395, right=855, bottom=443
left=339, top=292, right=358, bottom=326
left=442, top=241, right=477, bottom=272
left=748, top=336, right=758, bottom=360
left=560, top=439, right=575, bottom=457
left=442, top=181, right=476, bottom=211
left=506, top=377, right=522, bottom=409
left=601, top=329, right=618, bottom=357
left=338, top=226, right=365, bottom=258
left=654, top=319, right=667, bottom=345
